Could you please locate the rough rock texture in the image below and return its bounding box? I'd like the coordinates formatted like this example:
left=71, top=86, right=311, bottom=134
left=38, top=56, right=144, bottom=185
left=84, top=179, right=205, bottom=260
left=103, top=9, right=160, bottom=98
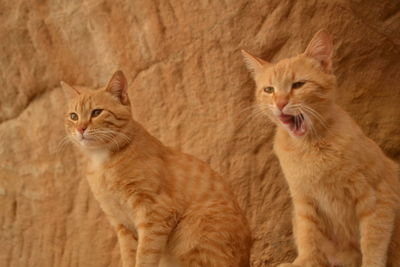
left=0, top=0, right=399, bottom=266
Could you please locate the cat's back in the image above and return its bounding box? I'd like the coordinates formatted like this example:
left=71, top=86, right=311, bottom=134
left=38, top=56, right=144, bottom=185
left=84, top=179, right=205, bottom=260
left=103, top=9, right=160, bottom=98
left=164, top=149, right=238, bottom=204
left=162, top=150, right=251, bottom=266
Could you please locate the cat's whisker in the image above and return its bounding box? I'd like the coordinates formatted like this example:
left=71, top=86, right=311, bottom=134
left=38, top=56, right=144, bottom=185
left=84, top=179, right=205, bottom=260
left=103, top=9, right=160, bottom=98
left=300, top=105, right=325, bottom=123
left=249, top=108, right=270, bottom=122
left=56, top=135, right=73, bottom=154
left=93, top=128, right=132, bottom=142
left=90, top=131, right=122, bottom=151
left=305, top=115, right=318, bottom=139
left=300, top=105, right=328, bottom=130
left=235, top=104, right=271, bottom=131
left=236, top=104, right=260, bottom=117
left=291, top=103, right=327, bottom=132
left=300, top=109, right=321, bottom=140
left=101, top=135, right=120, bottom=151
left=87, top=128, right=132, bottom=146
left=102, top=131, right=131, bottom=149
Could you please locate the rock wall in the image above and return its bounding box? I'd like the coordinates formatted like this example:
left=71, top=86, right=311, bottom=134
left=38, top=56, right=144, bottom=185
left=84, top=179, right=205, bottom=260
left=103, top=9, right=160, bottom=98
left=0, top=0, right=399, bottom=266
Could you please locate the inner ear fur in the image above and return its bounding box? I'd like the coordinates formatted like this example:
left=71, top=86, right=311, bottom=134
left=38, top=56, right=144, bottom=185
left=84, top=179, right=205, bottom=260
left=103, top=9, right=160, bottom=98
left=304, top=29, right=333, bottom=73
left=241, top=49, right=271, bottom=75
left=105, top=70, right=129, bottom=105
left=60, top=81, right=80, bottom=100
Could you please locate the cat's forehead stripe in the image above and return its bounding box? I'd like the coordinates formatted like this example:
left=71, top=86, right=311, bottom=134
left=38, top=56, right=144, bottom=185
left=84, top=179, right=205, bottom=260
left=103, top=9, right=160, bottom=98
left=75, top=95, right=94, bottom=114
left=266, top=65, right=295, bottom=91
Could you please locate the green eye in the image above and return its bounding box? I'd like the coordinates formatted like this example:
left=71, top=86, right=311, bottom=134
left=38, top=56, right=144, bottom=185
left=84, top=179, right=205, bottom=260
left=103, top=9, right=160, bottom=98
left=292, top=81, right=305, bottom=89
left=263, top=87, right=274, bottom=94
left=70, top=113, right=78, bottom=121
left=91, top=109, right=103, bottom=117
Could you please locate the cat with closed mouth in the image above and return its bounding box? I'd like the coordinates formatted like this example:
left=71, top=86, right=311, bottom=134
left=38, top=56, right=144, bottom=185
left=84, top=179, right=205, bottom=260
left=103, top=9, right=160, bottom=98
left=61, top=71, right=251, bottom=267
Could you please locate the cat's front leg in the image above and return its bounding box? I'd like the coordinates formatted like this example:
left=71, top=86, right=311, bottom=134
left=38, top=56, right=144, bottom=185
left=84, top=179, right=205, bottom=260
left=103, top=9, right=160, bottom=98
left=115, top=224, right=138, bottom=267
left=135, top=224, right=170, bottom=267
left=134, top=211, right=175, bottom=267
left=359, top=202, right=395, bottom=267
left=289, top=195, right=330, bottom=267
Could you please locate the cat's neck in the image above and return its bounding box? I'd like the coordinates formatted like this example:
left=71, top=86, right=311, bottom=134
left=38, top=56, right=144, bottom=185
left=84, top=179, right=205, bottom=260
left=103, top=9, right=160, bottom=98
left=82, top=120, right=135, bottom=165
left=85, top=148, right=111, bottom=169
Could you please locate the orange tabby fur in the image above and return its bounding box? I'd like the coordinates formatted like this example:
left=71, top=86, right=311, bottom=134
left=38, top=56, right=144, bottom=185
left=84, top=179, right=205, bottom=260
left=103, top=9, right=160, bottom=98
left=61, top=71, right=251, bottom=267
left=242, top=30, right=400, bottom=267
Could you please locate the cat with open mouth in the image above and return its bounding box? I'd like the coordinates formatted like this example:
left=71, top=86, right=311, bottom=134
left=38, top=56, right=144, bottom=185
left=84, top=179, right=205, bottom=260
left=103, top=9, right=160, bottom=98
left=242, top=30, right=400, bottom=267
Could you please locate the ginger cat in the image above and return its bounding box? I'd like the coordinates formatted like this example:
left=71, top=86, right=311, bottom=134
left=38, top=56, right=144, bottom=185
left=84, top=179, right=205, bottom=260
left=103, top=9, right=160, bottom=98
left=61, top=71, right=251, bottom=267
left=242, top=30, right=400, bottom=267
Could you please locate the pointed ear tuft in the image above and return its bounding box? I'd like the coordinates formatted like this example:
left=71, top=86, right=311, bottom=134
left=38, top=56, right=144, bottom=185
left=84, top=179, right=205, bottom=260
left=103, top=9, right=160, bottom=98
left=304, top=29, right=333, bottom=73
left=105, top=70, right=129, bottom=105
left=60, top=81, right=80, bottom=100
left=241, top=49, right=270, bottom=75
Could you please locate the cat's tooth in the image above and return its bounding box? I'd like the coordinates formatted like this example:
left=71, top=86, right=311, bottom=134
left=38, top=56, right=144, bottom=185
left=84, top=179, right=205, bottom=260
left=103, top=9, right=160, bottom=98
left=300, top=122, right=306, bottom=133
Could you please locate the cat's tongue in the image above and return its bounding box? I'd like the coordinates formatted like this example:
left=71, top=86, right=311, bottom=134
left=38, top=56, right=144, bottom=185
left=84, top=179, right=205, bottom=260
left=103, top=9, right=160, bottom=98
left=279, top=114, right=306, bottom=137
left=279, top=114, right=293, bottom=124
left=291, top=121, right=306, bottom=136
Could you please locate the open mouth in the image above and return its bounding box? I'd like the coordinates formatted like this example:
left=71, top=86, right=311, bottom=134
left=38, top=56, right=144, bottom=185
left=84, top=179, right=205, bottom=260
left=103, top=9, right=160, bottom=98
left=278, top=113, right=307, bottom=136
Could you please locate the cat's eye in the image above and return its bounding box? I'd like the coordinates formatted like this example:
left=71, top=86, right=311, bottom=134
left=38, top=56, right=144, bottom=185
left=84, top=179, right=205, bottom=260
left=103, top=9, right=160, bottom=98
left=91, top=109, right=103, bottom=118
left=70, top=113, right=78, bottom=121
left=263, top=87, right=274, bottom=94
left=292, top=81, right=305, bottom=89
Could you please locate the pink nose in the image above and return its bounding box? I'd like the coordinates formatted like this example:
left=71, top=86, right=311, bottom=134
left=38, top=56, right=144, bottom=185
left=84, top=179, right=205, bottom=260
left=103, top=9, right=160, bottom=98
left=77, top=127, right=86, bottom=134
left=276, top=100, right=288, bottom=111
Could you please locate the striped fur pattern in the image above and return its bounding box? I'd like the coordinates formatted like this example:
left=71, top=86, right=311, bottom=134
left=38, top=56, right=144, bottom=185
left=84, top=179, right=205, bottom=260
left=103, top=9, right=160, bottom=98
left=242, top=30, right=400, bottom=267
left=61, top=71, right=251, bottom=267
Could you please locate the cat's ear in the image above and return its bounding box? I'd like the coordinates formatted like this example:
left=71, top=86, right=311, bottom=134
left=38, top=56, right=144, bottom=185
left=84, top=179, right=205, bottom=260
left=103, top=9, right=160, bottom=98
left=60, top=81, right=80, bottom=100
left=304, top=29, right=333, bottom=73
left=241, top=49, right=270, bottom=75
left=105, top=70, right=129, bottom=105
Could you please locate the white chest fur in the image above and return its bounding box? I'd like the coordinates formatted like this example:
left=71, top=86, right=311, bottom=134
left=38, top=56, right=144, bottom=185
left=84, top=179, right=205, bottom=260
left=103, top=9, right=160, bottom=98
left=84, top=149, right=136, bottom=230
left=86, top=149, right=110, bottom=169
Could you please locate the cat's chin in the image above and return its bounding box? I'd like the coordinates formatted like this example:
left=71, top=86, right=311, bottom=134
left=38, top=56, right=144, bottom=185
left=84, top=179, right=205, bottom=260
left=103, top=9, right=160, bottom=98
left=77, top=138, right=102, bottom=148
left=278, top=114, right=307, bottom=137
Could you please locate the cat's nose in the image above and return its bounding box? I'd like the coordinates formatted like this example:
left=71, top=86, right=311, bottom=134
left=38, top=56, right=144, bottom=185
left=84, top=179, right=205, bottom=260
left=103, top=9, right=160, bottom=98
left=77, top=127, right=86, bottom=135
left=276, top=100, right=288, bottom=111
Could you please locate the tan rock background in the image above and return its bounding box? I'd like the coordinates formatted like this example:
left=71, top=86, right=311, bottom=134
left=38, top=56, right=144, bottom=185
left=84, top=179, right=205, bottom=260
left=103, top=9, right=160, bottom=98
left=0, top=0, right=399, bottom=266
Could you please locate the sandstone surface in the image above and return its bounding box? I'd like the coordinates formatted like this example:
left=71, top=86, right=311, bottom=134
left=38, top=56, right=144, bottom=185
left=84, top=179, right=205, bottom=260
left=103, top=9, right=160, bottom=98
left=0, top=0, right=399, bottom=266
